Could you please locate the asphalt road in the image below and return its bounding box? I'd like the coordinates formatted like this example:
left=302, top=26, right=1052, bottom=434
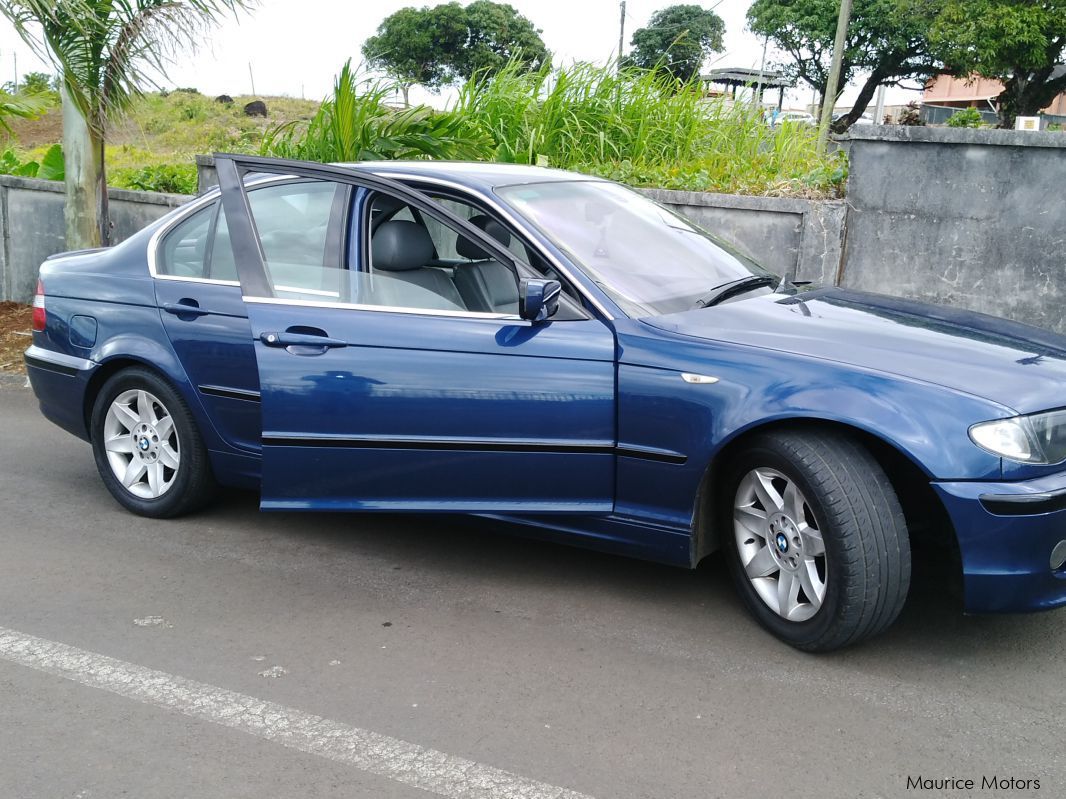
left=0, top=380, right=1061, bottom=799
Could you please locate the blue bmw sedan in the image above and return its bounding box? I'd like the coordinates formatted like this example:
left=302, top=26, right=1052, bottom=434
left=24, top=155, right=1066, bottom=651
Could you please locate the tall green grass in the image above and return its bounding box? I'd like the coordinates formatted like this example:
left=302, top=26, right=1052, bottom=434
left=453, top=61, right=845, bottom=197
left=262, top=60, right=846, bottom=198
left=261, top=61, right=490, bottom=162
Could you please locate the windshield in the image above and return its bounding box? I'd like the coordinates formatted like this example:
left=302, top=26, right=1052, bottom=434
left=496, top=180, right=776, bottom=316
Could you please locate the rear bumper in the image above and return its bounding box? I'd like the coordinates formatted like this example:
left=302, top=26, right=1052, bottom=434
left=24, top=345, right=96, bottom=442
left=934, top=471, right=1066, bottom=613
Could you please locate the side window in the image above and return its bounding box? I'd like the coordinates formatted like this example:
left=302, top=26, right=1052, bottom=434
left=247, top=181, right=344, bottom=296
left=426, top=197, right=530, bottom=263
left=365, top=191, right=521, bottom=315
left=159, top=204, right=214, bottom=278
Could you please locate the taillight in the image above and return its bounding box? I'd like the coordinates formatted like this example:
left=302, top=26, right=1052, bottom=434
left=32, top=278, right=46, bottom=332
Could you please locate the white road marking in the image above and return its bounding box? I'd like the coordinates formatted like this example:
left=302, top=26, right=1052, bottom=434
left=0, top=626, right=594, bottom=799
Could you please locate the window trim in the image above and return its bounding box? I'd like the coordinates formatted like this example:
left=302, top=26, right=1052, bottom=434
left=244, top=294, right=521, bottom=322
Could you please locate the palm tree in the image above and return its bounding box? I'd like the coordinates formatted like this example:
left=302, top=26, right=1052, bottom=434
left=0, top=1, right=253, bottom=248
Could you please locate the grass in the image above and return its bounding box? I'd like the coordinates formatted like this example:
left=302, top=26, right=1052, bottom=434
left=452, top=61, right=845, bottom=197
left=4, top=90, right=318, bottom=194
left=0, top=64, right=846, bottom=198
left=262, top=60, right=846, bottom=198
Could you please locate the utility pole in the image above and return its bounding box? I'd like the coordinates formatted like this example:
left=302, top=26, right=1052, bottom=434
left=12, top=52, right=17, bottom=94
left=817, top=0, right=852, bottom=152
left=248, top=62, right=256, bottom=97
left=754, top=36, right=769, bottom=106
left=873, top=84, right=886, bottom=124
left=618, top=1, right=626, bottom=69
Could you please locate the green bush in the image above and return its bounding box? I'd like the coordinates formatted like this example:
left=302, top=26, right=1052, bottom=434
left=261, top=61, right=490, bottom=162
left=110, top=163, right=197, bottom=194
left=946, top=107, right=985, bottom=128
left=0, top=144, right=63, bottom=180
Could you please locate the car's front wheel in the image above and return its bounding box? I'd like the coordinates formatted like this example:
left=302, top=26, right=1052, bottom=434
left=90, top=367, right=214, bottom=518
left=724, top=430, right=911, bottom=652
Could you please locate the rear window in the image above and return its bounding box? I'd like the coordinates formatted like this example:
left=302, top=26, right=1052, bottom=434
left=158, top=204, right=214, bottom=278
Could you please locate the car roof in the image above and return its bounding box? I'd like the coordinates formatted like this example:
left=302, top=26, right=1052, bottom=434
left=333, top=160, right=604, bottom=191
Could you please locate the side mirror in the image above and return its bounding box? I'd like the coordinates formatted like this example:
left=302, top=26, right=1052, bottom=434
left=518, top=278, right=562, bottom=322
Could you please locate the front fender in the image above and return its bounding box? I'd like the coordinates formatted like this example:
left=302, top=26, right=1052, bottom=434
left=613, top=325, right=1007, bottom=531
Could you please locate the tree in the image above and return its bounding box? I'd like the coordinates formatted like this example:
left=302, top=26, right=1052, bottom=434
left=362, top=3, right=468, bottom=105
left=0, top=1, right=253, bottom=249
left=363, top=2, right=547, bottom=104
left=930, top=0, right=1066, bottom=129
left=747, top=0, right=943, bottom=131
left=628, top=4, right=725, bottom=83
left=453, top=1, right=548, bottom=80
left=19, top=71, right=55, bottom=95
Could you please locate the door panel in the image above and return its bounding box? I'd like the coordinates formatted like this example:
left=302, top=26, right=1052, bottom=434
left=155, top=280, right=260, bottom=453
left=247, top=301, right=616, bottom=511
left=216, top=154, right=618, bottom=513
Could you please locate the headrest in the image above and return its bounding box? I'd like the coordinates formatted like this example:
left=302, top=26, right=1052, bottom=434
left=457, top=215, right=511, bottom=261
left=371, top=195, right=407, bottom=225
left=372, top=220, right=434, bottom=272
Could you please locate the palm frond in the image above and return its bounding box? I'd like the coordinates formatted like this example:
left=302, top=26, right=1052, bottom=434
left=0, top=0, right=256, bottom=132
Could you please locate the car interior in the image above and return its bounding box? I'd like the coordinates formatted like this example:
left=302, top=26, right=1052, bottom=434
left=365, top=193, right=521, bottom=315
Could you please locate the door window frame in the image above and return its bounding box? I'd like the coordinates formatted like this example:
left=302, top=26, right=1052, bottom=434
left=215, top=155, right=603, bottom=322
left=218, top=156, right=529, bottom=307
left=148, top=174, right=327, bottom=288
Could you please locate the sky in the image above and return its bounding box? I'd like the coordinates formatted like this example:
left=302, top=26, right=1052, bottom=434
left=0, top=1, right=921, bottom=111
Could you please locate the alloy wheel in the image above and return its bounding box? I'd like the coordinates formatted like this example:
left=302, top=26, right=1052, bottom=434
left=733, top=467, right=828, bottom=622
left=102, top=389, right=180, bottom=499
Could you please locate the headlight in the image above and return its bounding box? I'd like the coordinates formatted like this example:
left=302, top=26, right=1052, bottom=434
left=970, top=410, right=1066, bottom=464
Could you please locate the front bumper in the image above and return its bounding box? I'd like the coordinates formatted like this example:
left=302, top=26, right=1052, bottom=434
left=934, top=471, right=1066, bottom=613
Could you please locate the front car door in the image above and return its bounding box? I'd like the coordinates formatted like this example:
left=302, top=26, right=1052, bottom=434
left=216, top=155, right=618, bottom=513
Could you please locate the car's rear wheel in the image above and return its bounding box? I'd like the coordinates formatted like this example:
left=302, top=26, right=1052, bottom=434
left=90, top=367, right=214, bottom=518
left=724, top=430, right=911, bottom=652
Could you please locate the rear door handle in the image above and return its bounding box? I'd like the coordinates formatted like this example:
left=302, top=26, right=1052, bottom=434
left=162, top=301, right=210, bottom=318
left=260, top=331, right=348, bottom=349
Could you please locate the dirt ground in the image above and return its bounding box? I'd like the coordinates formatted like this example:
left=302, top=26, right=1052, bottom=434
left=0, top=302, right=32, bottom=374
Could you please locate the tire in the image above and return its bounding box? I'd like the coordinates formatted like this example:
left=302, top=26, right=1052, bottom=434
left=90, top=367, right=215, bottom=518
left=723, top=429, right=911, bottom=652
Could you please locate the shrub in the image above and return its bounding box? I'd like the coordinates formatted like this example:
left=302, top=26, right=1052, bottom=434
left=261, top=61, right=490, bottom=162
left=0, top=144, right=63, bottom=180
left=946, top=107, right=984, bottom=128
left=898, top=101, right=924, bottom=126
left=110, top=163, right=197, bottom=194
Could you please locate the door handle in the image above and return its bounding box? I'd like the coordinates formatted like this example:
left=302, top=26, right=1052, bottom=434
left=162, top=301, right=210, bottom=318
left=260, top=331, right=348, bottom=349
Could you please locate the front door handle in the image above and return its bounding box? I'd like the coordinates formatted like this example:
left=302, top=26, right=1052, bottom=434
left=162, top=300, right=210, bottom=318
left=260, top=331, right=348, bottom=349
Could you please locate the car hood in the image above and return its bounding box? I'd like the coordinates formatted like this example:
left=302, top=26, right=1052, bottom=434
left=643, top=287, right=1066, bottom=415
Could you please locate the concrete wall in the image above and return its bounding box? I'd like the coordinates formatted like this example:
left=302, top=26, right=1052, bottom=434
left=9, top=132, right=1066, bottom=337
left=0, top=175, right=189, bottom=303
left=839, top=126, right=1066, bottom=334
left=639, top=189, right=846, bottom=285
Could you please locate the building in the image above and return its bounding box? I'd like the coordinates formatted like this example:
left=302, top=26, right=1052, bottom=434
left=923, top=68, right=1066, bottom=124
left=700, top=68, right=790, bottom=110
